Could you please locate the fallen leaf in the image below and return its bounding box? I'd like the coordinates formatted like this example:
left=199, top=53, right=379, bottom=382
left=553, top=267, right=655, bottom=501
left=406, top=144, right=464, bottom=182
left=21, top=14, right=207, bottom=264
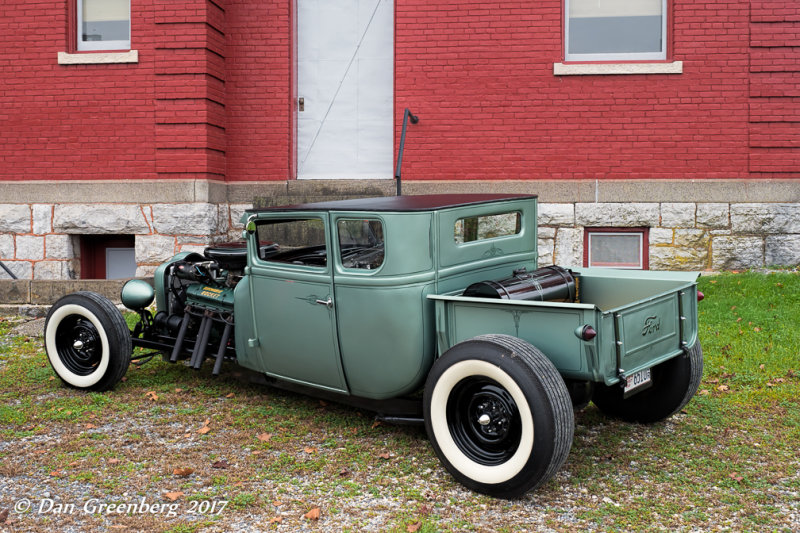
left=197, top=426, right=211, bottom=435
left=108, top=458, right=120, bottom=465
left=252, top=450, right=263, bottom=456
left=211, top=460, right=229, bottom=469
left=753, top=327, right=760, bottom=332
left=699, top=389, right=710, bottom=396
left=85, top=423, right=97, bottom=429
left=146, top=391, right=158, bottom=402
left=173, top=467, right=194, bottom=477
left=728, top=473, right=744, bottom=483
left=0, top=509, right=8, bottom=523
left=269, top=516, right=283, bottom=524
left=225, top=393, right=235, bottom=398
left=338, top=468, right=351, bottom=478
left=304, top=446, right=317, bottom=454
left=378, top=452, right=391, bottom=460
left=50, top=470, right=64, bottom=478
left=304, top=507, right=321, bottom=520
left=717, top=385, right=730, bottom=392
left=174, top=388, right=184, bottom=393
left=257, top=433, right=272, bottom=442
left=272, top=500, right=281, bottom=507
left=68, top=461, right=79, bottom=467
left=371, top=420, right=383, bottom=429
left=203, top=418, right=211, bottom=426
left=407, top=522, right=422, bottom=532
left=759, top=364, right=765, bottom=370
left=164, top=491, right=184, bottom=501
left=48, top=376, right=55, bottom=381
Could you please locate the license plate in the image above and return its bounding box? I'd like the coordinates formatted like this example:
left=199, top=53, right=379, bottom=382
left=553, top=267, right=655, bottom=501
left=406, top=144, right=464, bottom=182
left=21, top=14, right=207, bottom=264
left=623, top=368, right=652, bottom=397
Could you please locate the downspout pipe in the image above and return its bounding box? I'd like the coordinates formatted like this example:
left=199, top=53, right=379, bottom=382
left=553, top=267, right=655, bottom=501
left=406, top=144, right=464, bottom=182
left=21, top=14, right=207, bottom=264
left=395, top=108, right=419, bottom=196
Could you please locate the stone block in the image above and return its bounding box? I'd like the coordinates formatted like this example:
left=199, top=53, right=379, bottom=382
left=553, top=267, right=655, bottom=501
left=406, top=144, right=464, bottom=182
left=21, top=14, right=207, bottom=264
left=576, top=203, right=659, bottom=227
left=34, top=261, right=73, bottom=280
left=229, top=203, right=252, bottom=230
left=649, top=246, right=708, bottom=271
left=32, top=204, right=52, bottom=234
left=54, top=204, right=150, bottom=234
left=554, top=227, right=583, bottom=267
left=152, top=203, right=220, bottom=235
left=696, top=203, right=729, bottom=229
left=135, top=235, right=176, bottom=264
left=537, top=238, right=554, bottom=266
left=649, top=228, right=673, bottom=245
left=731, top=204, right=800, bottom=234
left=16, top=236, right=44, bottom=260
left=538, top=203, right=575, bottom=226
left=0, top=280, right=30, bottom=304
left=45, top=235, right=75, bottom=259
left=660, top=203, right=695, bottom=227
left=674, top=229, right=709, bottom=248
left=0, top=234, right=14, bottom=258
left=537, top=227, right=556, bottom=239
left=29, top=280, right=130, bottom=305
left=765, top=235, right=800, bottom=267
left=135, top=265, right=158, bottom=278
left=179, top=244, right=207, bottom=255
left=0, top=205, right=31, bottom=233
left=2, top=261, right=32, bottom=280
left=711, top=236, right=764, bottom=270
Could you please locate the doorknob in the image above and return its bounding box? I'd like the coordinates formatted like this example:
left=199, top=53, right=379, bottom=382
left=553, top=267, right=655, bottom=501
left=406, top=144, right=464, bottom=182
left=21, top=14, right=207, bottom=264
left=315, top=297, right=332, bottom=308
left=298, top=97, right=304, bottom=112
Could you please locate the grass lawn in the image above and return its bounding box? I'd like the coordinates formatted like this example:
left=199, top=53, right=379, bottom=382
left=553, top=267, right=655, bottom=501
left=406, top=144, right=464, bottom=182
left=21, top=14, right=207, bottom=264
left=0, top=271, right=797, bottom=531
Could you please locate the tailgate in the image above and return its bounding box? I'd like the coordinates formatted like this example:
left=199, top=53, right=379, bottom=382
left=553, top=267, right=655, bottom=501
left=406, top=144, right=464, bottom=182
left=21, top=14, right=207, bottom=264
left=609, top=286, right=697, bottom=376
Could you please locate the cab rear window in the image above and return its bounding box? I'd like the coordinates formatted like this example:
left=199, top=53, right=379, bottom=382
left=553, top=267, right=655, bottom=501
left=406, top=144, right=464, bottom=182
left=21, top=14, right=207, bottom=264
left=454, top=212, right=521, bottom=244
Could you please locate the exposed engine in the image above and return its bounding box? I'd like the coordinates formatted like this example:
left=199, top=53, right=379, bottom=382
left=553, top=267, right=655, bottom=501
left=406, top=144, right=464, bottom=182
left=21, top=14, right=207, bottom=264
left=126, top=241, right=272, bottom=376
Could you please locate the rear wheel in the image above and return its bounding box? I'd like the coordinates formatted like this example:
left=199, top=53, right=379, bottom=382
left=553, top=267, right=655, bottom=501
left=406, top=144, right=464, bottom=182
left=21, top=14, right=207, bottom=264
left=44, top=292, right=132, bottom=391
left=592, top=341, right=703, bottom=423
left=423, top=335, right=574, bottom=498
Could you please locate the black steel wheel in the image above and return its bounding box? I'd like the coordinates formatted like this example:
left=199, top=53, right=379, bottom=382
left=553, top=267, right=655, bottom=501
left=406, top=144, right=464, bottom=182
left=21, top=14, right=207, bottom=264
left=592, top=341, right=704, bottom=424
left=423, top=335, right=574, bottom=499
left=44, top=292, right=132, bottom=391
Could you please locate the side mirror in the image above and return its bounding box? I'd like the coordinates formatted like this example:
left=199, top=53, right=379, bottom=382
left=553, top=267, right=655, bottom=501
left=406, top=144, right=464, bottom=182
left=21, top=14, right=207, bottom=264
left=245, top=217, right=257, bottom=234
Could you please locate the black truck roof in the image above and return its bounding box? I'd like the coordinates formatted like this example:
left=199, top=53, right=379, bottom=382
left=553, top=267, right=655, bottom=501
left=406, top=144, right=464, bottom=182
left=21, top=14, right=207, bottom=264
left=249, top=194, right=537, bottom=213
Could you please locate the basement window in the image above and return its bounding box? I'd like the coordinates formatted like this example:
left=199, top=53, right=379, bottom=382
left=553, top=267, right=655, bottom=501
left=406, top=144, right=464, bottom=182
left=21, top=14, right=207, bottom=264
left=80, top=235, right=136, bottom=279
left=584, top=228, right=649, bottom=269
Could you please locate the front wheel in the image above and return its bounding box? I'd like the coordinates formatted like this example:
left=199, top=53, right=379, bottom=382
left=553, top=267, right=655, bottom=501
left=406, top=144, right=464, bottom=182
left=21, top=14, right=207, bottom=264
left=423, top=335, right=574, bottom=498
left=44, top=291, right=132, bottom=391
left=592, top=341, right=704, bottom=424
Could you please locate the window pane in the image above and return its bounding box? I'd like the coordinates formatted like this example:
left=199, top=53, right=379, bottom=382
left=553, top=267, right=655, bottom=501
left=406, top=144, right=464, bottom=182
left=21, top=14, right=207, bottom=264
left=81, top=0, right=130, bottom=44
left=568, top=0, right=663, bottom=57
left=255, top=219, right=328, bottom=267
left=589, top=233, right=642, bottom=268
left=338, top=219, right=385, bottom=270
left=455, top=212, right=521, bottom=244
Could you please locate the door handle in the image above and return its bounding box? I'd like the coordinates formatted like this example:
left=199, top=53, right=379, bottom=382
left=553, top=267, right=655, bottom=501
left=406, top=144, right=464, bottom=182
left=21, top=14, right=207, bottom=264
left=298, top=97, right=304, bottom=112
left=315, top=298, right=332, bottom=308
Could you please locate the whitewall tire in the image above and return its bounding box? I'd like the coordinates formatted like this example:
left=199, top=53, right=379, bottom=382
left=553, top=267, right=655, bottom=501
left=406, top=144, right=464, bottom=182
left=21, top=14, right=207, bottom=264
left=423, top=335, right=574, bottom=498
left=44, top=292, right=131, bottom=391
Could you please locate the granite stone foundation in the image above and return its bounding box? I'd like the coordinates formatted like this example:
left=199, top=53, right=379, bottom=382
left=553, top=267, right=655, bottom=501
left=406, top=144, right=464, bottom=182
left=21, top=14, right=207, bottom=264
left=1, top=180, right=799, bottom=281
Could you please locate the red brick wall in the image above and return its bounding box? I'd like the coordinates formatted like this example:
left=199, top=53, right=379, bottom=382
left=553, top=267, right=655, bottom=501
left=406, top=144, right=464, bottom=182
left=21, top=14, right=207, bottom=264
left=0, top=1, right=158, bottom=181
left=0, top=1, right=797, bottom=184
left=395, top=0, right=758, bottom=181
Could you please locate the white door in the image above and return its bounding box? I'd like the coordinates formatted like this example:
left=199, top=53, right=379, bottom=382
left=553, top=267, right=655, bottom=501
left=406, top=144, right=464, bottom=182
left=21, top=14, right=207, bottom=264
left=297, top=0, right=394, bottom=179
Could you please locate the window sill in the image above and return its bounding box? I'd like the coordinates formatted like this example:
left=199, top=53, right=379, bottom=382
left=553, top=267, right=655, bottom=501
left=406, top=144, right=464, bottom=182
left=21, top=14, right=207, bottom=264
left=553, top=61, right=682, bottom=76
left=57, top=50, right=139, bottom=65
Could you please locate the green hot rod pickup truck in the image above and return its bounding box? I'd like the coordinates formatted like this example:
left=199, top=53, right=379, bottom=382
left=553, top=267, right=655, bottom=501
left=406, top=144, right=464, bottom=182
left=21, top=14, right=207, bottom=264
left=44, top=194, right=703, bottom=498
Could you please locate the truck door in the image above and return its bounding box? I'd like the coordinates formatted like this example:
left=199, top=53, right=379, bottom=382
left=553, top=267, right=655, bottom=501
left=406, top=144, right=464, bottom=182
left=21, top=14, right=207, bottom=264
left=246, top=213, right=348, bottom=393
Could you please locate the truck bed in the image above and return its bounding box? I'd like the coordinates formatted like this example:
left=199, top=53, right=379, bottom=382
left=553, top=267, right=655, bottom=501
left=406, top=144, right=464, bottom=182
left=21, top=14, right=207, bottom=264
left=429, top=268, right=700, bottom=386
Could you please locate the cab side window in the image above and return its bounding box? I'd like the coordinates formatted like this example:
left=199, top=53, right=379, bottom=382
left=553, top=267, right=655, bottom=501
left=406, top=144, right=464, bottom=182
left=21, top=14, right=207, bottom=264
left=255, top=218, right=327, bottom=267
left=337, top=219, right=384, bottom=270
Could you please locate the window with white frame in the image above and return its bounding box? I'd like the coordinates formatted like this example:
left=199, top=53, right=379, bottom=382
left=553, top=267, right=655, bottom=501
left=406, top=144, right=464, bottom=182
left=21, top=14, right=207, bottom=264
left=77, top=0, right=130, bottom=51
left=565, top=0, right=667, bottom=62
